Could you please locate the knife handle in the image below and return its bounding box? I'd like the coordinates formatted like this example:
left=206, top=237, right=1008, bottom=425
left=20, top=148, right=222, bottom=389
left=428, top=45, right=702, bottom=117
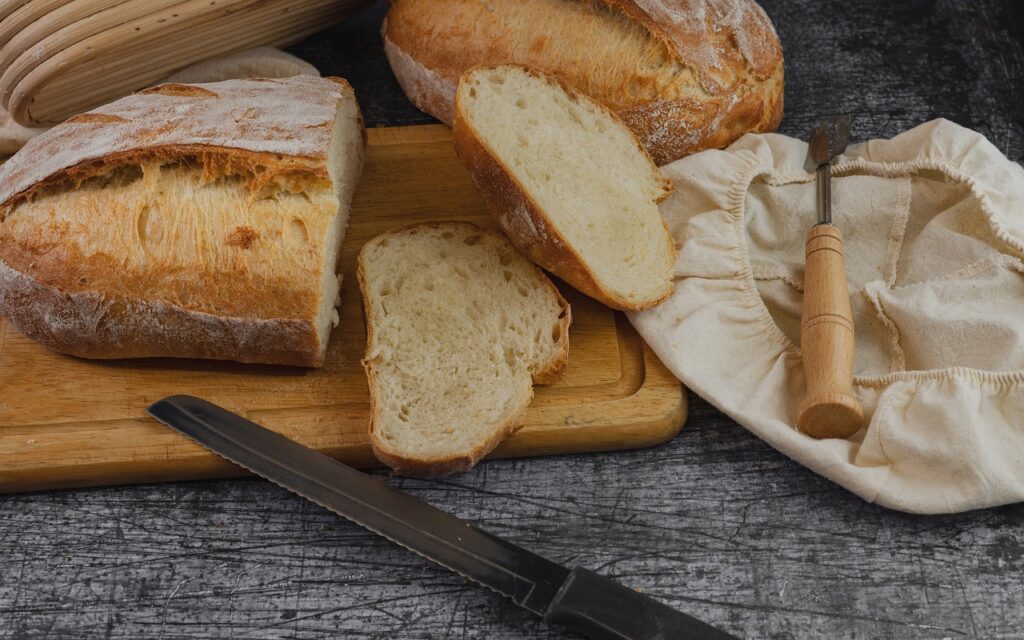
left=797, top=223, right=864, bottom=439
left=543, top=568, right=738, bottom=640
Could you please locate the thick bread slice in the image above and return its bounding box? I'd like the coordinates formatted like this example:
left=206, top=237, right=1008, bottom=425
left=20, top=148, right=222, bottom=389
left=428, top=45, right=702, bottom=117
left=0, top=75, right=365, bottom=366
left=453, top=65, right=676, bottom=311
left=358, top=223, right=570, bottom=476
left=384, top=0, right=784, bottom=165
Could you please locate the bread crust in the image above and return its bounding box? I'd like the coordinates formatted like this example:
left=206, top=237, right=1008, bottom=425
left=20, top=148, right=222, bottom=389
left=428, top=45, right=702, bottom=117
left=0, top=49, right=326, bottom=157
left=452, top=65, right=675, bottom=311
left=0, top=76, right=354, bottom=207
left=0, top=259, right=322, bottom=367
left=161, top=46, right=320, bottom=84
left=0, top=75, right=364, bottom=366
left=384, top=0, right=784, bottom=165
left=357, top=222, right=570, bottom=476
left=382, top=24, right=458, bottom=125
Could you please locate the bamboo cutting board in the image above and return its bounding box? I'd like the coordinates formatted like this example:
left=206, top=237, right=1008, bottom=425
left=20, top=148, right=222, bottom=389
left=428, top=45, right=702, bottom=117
left=0, top=125, right=686, bottom=493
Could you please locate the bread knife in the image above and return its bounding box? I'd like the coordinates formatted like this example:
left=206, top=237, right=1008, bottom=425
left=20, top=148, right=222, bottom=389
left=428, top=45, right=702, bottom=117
left=147, top=395, right=739, bottom=640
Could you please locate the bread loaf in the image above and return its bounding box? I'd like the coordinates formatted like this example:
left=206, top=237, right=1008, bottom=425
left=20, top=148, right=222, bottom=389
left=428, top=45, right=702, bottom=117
left=384, top=0, right=784, bottom=165
left=358, top=223, right=570, bottom=475
left=0, top=75, right=365, bottom=366
left=453, top=65, right=676, bottom=311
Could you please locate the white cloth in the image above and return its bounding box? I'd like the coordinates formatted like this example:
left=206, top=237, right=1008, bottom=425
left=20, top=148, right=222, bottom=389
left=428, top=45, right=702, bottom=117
left=631, top=119, right=1024, bottom=514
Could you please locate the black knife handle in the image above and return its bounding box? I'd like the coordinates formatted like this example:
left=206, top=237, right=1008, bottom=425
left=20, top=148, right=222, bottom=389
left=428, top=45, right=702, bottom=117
left=543, top=568, right=739, bottom=640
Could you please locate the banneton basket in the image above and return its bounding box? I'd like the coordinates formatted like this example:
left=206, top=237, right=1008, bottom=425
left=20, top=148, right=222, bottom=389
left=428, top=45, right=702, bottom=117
left=0, top=0, right=372, bottom=126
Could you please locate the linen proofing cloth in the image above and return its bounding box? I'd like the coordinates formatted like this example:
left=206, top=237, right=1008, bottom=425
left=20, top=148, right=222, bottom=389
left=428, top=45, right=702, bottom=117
left=630, top=119, right=1024, bottom=514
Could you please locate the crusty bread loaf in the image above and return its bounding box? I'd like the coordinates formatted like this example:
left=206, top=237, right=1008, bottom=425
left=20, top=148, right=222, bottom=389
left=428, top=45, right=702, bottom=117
left=384, top=0, right=784, bottom=165
left=0, top=75, right=365, bottom=366
left=453, top=65, right=676, bottom=311
left=358, top=222, right=570, bottom=475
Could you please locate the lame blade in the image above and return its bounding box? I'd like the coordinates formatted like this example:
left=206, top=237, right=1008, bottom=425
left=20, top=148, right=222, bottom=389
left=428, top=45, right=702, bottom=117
left=147, top=395, right=569, bottom=616
left=806, top=114, right=852, bottom=171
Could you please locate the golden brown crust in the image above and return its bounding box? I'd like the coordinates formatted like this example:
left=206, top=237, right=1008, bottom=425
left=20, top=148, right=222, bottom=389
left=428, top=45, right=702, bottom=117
left=0, top=75, right=350, bottom=208
left=452, top=65, right=675, bottom=311
left=139, top=83, right=221, bottom=98
left=357, top=222, right=570, bottom=476
left=616, top=70, right=784, bottom=163
left=384, top=0, right=784, bottom=165
left=0, top=75, right=363, bottom=367
left=1, top=145, right=329, bottom=215
left=0, top=258, right=322, bottom=367
left=596, top=0, right=783, bottom=87
left=0, top=236, right=317, bottom=324
left=370, top=415, right=528, bottom=477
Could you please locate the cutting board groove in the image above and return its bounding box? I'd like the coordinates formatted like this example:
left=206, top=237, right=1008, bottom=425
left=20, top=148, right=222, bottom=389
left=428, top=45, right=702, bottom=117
left=0, top=124, right=686, bottom=493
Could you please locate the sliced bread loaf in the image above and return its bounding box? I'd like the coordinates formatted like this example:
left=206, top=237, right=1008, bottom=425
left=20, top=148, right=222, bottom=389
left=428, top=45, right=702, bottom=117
left=452, top=64, right=676, bottom=311
left=0, top=75, right=364, bottom=366
left=358, top=222, right=570, bottom=475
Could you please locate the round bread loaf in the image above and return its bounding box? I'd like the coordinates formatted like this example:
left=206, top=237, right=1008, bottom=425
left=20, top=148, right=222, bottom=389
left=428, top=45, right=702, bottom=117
left=383, top=0, right=784, bottom=165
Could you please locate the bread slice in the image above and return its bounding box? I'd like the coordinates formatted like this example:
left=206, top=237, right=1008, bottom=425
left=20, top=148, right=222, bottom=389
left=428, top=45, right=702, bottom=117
left=452, top=64, right=676, bottom=311
left=358, top=222, right=570, bottom=475
left=0, top=75, right=364, bottom=366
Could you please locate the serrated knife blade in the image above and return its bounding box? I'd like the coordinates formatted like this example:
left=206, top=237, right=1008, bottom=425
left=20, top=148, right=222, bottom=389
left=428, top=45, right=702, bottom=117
left=147, top=395, right=738, bottom=640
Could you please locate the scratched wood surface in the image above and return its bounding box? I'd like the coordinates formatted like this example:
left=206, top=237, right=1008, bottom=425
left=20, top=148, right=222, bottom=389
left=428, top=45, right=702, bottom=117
left=2, top=1, right=1023, bottom=638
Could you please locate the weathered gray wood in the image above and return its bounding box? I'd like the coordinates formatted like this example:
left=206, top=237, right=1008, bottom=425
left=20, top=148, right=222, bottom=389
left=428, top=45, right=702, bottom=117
left=2, top=0, right=1024, bottom=638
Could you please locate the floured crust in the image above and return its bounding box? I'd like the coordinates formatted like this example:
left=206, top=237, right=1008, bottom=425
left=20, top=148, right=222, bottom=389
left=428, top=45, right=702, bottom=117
left=453, top=66, right=675, bottom=311
left=384, top=0, right=784, bottom=164
left=161, top=46, right=320, bottom=84
left=357, top=222, right=570, bottom=476
left=0, top=48, right=323, bottom=157
left=598, top=0, right=782, bottom=87
left=382, top=25, right=458, bottom=124
left=0, top=76, right=352, bottom=207
left=607, top=0, right=786, bottom=161
left=617, top=67, right=784, bottom=163
left=0, top=75, right=364, bottom=366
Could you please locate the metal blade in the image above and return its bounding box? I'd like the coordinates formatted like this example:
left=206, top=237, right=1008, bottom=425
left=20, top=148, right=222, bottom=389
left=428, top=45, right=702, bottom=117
left=806, top=114, right=852, bottom=171
left=807, top=115, right=852, bottom=224
left=147, top=395, right=570, bottom=615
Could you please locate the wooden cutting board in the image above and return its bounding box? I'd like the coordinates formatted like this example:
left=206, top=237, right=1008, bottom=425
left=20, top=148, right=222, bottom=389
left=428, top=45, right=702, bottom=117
left=0, top=125, right=686, bottom=493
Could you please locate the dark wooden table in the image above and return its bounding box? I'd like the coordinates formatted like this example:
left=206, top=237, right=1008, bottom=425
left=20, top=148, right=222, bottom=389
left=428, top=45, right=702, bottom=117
left=2, top=1, right=1023, bottom=638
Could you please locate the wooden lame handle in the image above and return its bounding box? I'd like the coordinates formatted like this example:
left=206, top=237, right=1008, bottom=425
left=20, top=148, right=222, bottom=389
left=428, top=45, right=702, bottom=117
left=797, top=224, right=864, bottom=439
